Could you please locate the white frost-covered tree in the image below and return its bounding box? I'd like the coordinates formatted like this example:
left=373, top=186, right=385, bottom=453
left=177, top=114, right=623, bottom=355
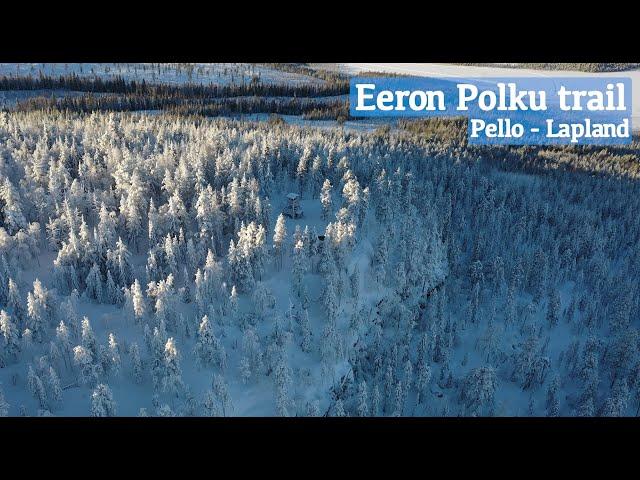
left=162, top=337, right=183, bottom=396
left=321, top=179, right=332, bottom=221
left=0, top=310, right=20, bottom=362
left=273, top=214, right=287, bottom=270
left=27, top=279, right=52, bottom=342
left=194, top=315, right=226, bottom=370
left=0, top=387, right=9, bottom=416
left=91, top=384, right=116, bottom=417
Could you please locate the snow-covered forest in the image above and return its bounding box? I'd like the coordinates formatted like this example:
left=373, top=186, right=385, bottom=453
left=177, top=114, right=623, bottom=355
left=1, top=70, right=640, bottom=416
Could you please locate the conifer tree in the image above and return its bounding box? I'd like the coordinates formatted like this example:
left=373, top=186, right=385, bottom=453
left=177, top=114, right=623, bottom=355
left=321, top=179, right=332, bottom=221
left=91, top=384, right=116, bottom=417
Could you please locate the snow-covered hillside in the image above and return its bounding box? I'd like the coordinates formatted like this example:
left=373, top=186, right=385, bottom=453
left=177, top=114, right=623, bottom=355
left=0, top=105, right=638, bottom=417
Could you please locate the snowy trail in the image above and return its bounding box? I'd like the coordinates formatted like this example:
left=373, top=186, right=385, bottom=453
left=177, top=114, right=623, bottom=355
left=336, top=63, right=640, bottom=130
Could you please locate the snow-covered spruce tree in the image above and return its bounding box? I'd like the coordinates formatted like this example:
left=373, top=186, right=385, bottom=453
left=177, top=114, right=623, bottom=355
left=0, top=310, right=20, bottom=363
left=27, top=279, right=52, bottom=342
left=299, top=307, right=312, bottom=353
left=109, top=237, right=133, bottom=287
left=320, top=179, right=332, bottom=221
left=121, top=171, right=146, bottom=251
left=147, top=275, right=178, bottom=331
left=461, top=366, right=497, bottom=416
left=510, top=335, right=551, bottom=390
left=321, top=274, right=339, bottom=324
left=105, top=271, right=122, bottom=305
left=108, top=333, right=121, bottom=377
left=306, top=399, right=321, bottom=417
left=47, top=366, right=62, bottom=404
left=85, top=263, right=104, bottom=303
left=546, top=376, right=560, bottom=417
left=0, top=178, right=27, bottom=235
left=162, top=337, right=183, bottom=396
left=7, top=278, right=26, bottom=329
left=296, top=150, right=309, bottom=196
left=415, top=361, right=432, bottom=408
left=546, top=290, right=561, bottom=328
left=0, top=256, right=9, bottom=305
left=201, top=389, right=220, bottom=416
left=349, top=265, right=360, bottom=305
left=273, top=213, right=287, bottom=270
left=48, top=341, right=62, bottom=371
left=251, top=281, right=273, bottom=319
left=229, top=286, right=239, bottom=325
left=332, top=398, right=346, bottom=417
left=0, top=387, right=9, bottom=416
left=73, top=345, right=98, bottom=386
left=55, top=321, right=72, bottom=368
left=291, top=239, right=309, bottom=303
left=356, top=380, right=369, bottom=417
left=240, top=328, right=264, bottom=384
left=21, top=329, right=33, bottom=352
left=194, top=315, right=226, bottom=371
left=80, top=317, right=98, bottom=359
left=228, top=222, right=267, bottom=293
left=91, top=384, right=116, bottom=417
left=130, top=279, right=146, bottom=323
left=148, top=324, right=167, bottom=392
left=27, top=365, right=48, bottom=410
left=213, top=373, right=234, bottom=416
left=129, top=342, right=144, bottom=384
left=272, top=345, right=292, bottom=417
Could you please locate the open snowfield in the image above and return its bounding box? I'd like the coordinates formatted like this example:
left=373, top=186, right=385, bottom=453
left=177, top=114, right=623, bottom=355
left=330, top=63, right=640, bottom=130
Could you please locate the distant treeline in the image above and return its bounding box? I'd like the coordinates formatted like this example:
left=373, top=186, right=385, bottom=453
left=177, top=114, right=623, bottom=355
left=11, top=92, right=351, bottom=120
left=259, top=63, right=349, bottom=83
left=456, top=63, right=640, bottom=72
left=391, top=117, right=640, bottom=178
left=0, top=72, right=349, bottom=98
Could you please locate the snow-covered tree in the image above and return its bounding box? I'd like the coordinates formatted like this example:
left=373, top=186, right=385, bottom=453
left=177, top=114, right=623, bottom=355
left=107, top=333, right=121, bottom=377
left=273, top=346, right=292, bottom=417
left=333, top=398, right=346, bottom=417
left=162, top=337, right=183, bottom=396
left=130, top=342, right=143, bottom=384
left=47, top=366, right=62, bottom=404
left=85, top=263, right=104, bottom=303
left=273, top=213, right=287, bottom=270
left=461, top=366, right=497, bottom=416
left=74, top=345, right=97, bottom=386
left=0, top=387, right=9, bottom=416
left=321, top=179, right=332, bottom=221
left=27, top=365, right=48, bottom=409
left=131, top=279, right=146, bottom=323
left=546, top=376, right=560, bottom=417
left=27, top=279, right=52, bottom=342
left=194, top=315, right=226, bottom=370
left=0, top=310, right=20, bottom=362
left=356, top=380, right=369, bottom=417
left=547, top=290, right=561, bottom=328
left=91, top=384, right=116, bottom=417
